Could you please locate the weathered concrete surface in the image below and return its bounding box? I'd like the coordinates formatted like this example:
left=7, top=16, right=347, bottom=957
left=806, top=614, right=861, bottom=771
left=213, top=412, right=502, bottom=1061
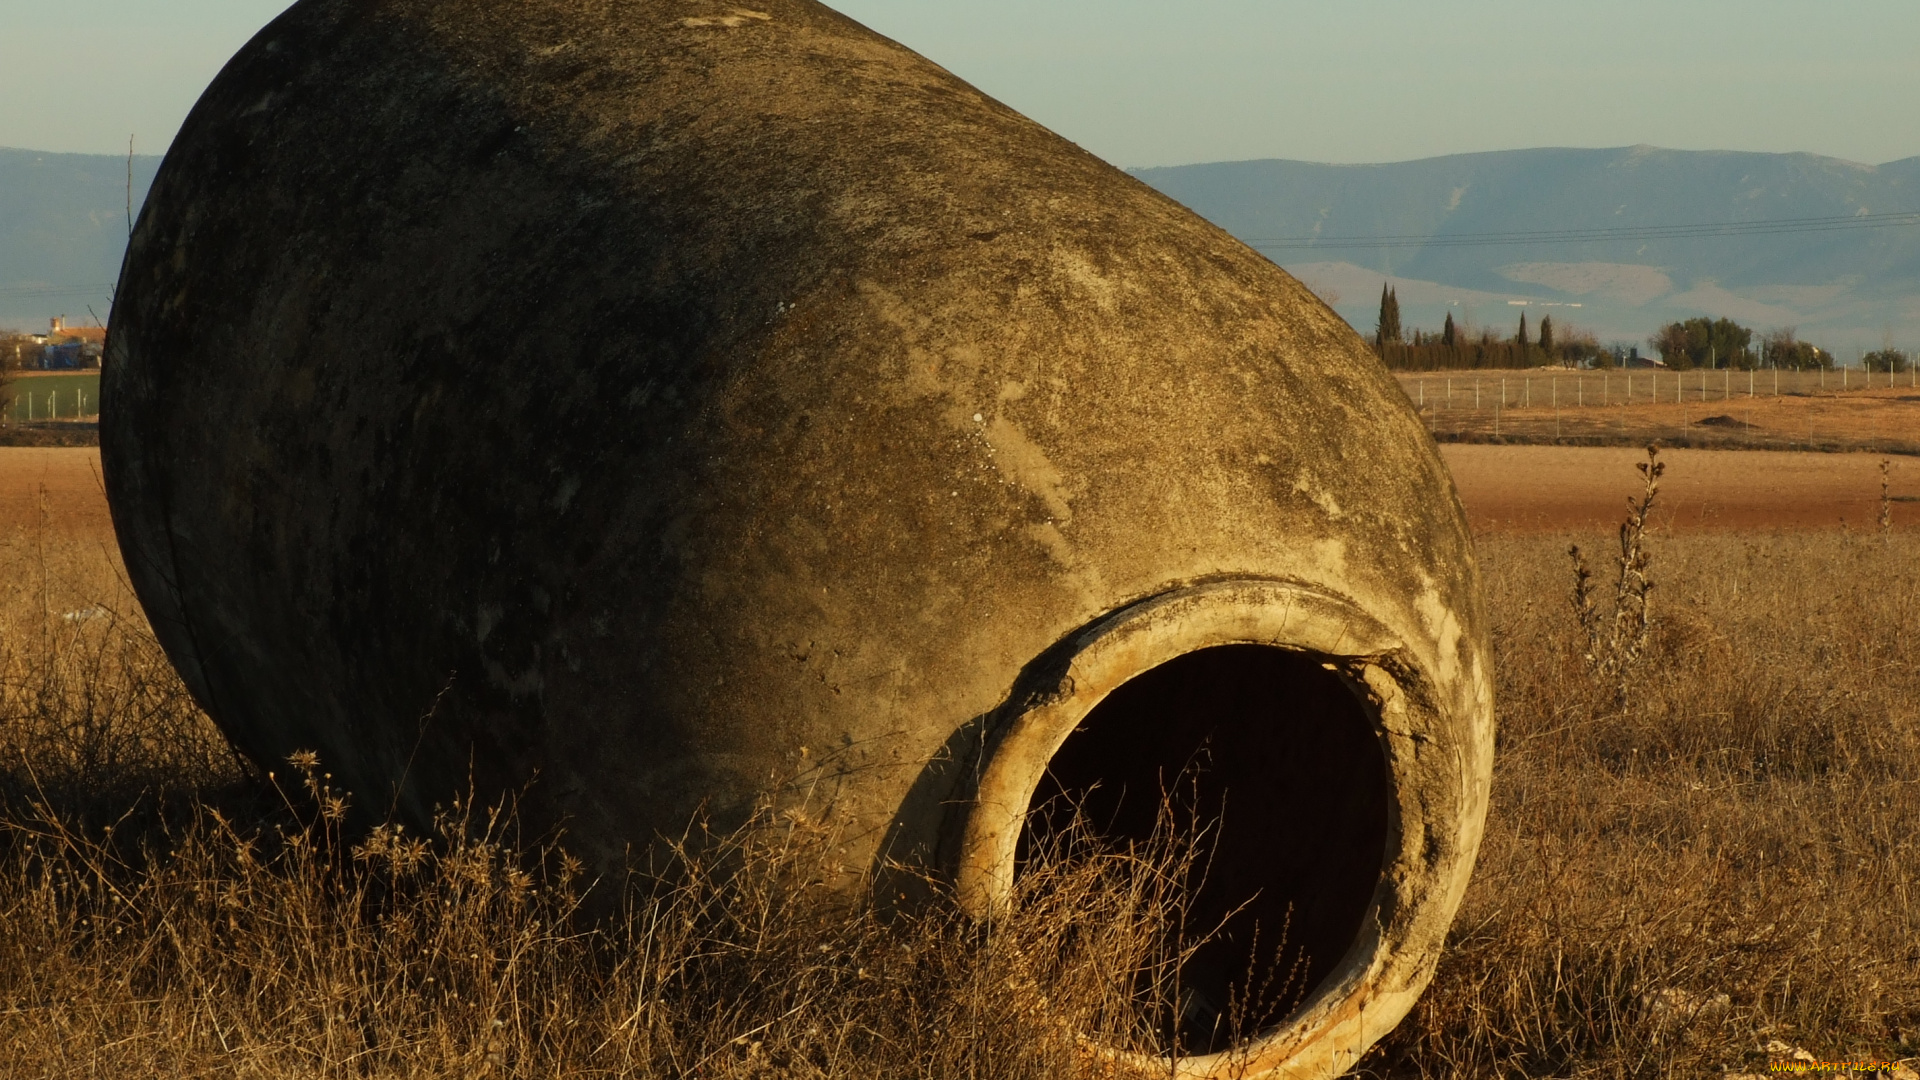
left=103, top=1, right=1493, bottom=1074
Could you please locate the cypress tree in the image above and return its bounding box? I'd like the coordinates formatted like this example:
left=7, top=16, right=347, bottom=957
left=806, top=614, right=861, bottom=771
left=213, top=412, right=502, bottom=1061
left=1516, top=311, right=1530, bottom=358
left=1539, top=314, right=1555, bottom=358
left=1442, top=310, right=1457, bottom=347
left=1375, top=283, right=1403, bottom=346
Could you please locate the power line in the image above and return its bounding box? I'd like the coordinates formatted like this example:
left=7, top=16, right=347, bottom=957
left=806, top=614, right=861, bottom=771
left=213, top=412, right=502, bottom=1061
left=0, top=283, right=116, bottom=300
left=1245, top=210, right=1920, bottom=251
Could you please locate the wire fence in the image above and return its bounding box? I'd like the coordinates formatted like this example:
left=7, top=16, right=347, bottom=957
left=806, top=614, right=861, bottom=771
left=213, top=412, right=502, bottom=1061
left=1404, top=365, right=1916, bottom=409
left=1399, top=366, right=1920, bottom=455
left=3, top=385, right=100, bottom=425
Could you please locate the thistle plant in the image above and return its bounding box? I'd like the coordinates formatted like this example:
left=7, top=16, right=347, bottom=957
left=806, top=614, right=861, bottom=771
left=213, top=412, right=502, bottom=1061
left=1880, top=458, right=1893, bottom=540
left=1569, top=445, right=1663, bottom=704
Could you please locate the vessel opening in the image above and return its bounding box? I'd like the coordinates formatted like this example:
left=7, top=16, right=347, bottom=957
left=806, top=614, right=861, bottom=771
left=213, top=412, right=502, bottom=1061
left=1021, top=644, right=1389, bottom=1055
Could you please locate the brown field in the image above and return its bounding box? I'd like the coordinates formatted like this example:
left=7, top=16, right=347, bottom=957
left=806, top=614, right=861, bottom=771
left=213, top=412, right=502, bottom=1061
left=11, top=444, right=1913, bottom=541
left=3, top=446, right=1918, bottom=1077
left=0, top=446, right=113, bottom=538
left=1442, top=444, right=1919, bottom=532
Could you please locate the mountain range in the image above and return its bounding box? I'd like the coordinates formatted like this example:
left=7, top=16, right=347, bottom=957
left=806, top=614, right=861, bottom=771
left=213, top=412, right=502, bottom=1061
left=1133, top=146, right=1920, bottom=356
left=4, top=143, right=1917, bottom=355
left=0, top=147, right=161, bottom=333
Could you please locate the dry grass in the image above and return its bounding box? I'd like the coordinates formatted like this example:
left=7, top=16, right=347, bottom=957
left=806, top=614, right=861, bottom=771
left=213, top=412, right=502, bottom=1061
left=5, top=460, right=1920, bottom=1077
left=2, top=772, right=1215, bottom=1078
left=0, top=517, right=1252, bottom=1077
left=1365, top=501, right=1920, bottom=1077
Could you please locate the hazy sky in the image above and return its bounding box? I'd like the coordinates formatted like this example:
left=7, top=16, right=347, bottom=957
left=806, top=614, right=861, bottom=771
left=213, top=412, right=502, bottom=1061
left=5, top=0, right=1919, bottom=167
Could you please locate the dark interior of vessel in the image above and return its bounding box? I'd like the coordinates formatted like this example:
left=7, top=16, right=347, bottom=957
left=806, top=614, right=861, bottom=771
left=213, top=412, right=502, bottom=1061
left=1022, top=644, right=1391, bottom=1055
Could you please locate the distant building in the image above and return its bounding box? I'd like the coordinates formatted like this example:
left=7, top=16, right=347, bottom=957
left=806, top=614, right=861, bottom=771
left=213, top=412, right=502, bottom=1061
left=38, top=316, right=104, bottom=369
left=48, top=316, right=105, bottom=344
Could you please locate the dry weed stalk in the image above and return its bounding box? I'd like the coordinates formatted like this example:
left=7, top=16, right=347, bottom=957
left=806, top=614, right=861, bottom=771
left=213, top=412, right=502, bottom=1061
left=1568, top=444, right=1663, bottom=703
left=1881, top=458, right=1894, bottom=539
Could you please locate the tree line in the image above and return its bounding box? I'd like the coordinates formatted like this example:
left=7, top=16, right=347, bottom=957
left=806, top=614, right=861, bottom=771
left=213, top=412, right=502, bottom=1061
left=1369, top=283, right=1910, bottom=373
left=1637, top=318, right=1909, bottom=371
left=1371, top=284, right=1606, bottom=371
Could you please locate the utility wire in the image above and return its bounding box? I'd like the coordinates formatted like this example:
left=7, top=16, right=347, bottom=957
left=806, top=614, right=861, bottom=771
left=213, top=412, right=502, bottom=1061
left=0, top=283, right=117, bottom=300
left=1246, top=209, right=1920, bottom=251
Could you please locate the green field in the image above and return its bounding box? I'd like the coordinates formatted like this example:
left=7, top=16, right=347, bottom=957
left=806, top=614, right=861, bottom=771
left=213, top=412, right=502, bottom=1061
left=3, top=372, right=99, bottom=422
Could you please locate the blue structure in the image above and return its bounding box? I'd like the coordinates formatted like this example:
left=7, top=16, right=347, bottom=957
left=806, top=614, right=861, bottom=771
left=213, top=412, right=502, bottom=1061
left=41, top=343, right=85, bottom=369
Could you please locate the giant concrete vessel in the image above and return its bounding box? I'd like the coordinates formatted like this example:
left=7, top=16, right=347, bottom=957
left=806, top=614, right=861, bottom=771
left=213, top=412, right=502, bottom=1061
left=103, top=0, right=1495, bottom=1073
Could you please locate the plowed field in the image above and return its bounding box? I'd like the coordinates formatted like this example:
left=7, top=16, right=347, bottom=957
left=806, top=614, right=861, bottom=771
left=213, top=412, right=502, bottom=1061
left=1439, top=444, right=1916, bottom=533
left=0, top=446, right=112, bottom=538
left=5, top=444, right=1912, bottom=543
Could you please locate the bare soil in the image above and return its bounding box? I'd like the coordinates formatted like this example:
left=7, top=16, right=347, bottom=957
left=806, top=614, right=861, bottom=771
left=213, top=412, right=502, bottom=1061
left=0, top=446, right=113, bottom=538
left=1441, top=444, right=1916, bottom=533
left=7, top=445, right=1912, bottom=546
